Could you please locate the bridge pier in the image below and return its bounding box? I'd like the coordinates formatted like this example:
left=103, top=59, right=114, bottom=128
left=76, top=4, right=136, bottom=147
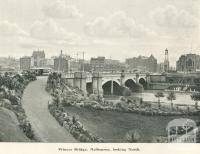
left=74, top=72, right=87, bottom=93
left=111, top=80, right=114, bottom=95
left=146, top=73, right=151, bottom=89
left=120, top=71, right=125, bottom=87
left=92, top=72, right=103, bottom=96
left=136, top=73, right=139, bottom=84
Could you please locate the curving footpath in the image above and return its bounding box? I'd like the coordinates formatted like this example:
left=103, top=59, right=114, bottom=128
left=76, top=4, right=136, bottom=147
left=22, top=76, right=77, bottom=142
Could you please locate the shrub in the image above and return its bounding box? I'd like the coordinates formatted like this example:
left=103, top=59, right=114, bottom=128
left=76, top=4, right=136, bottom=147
left=8, top=95, right=19, bottom=105
left=116, top=102, right=123, bottom=109
left=125, top=130, right=141, bottom=143
left=70, top=128, right=80, bottom=139
left=79, top=134, right=90, bottom=142
left=72, top=116, right=78, bottom=124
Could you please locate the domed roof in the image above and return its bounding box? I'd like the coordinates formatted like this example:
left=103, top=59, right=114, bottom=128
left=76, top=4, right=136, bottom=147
left=166, top=118, right=196, bottom=130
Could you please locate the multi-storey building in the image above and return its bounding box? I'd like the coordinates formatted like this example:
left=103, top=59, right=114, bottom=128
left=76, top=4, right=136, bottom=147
left=69, top=59, right=81, bottom=72
left=20, top=56, right=32, bottom=71
left=54, top=55, right=70, bottom=73
left=0, top=57, right=20, bottom=71
left=104, top=59, right=125, bottom=72
left=32, top=50, right=45, bottom=67
left=90, top=56, right=105, bottom=72
left=126, top=55, right=157, bottom=72
left=90, top=56, right=126, bottom=72
left=157, top=62, right=164, bottom=73
left=176, top=54, right=200, bottom=72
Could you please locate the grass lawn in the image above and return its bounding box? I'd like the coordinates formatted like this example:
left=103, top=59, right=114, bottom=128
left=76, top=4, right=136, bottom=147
left=0, top=107, right=29, bottom=142
left=64, top=106, right=200, bottom=143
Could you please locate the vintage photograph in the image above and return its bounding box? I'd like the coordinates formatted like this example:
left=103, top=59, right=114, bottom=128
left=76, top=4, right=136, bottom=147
left=0, top=0, right=200, bottom=144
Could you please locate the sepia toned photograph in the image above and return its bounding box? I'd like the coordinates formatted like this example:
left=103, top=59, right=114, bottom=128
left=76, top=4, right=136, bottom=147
left=0, top=0, right=200, bottom=148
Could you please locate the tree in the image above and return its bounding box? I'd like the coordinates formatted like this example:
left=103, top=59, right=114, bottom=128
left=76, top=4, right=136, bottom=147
left=167, top=92, right=176, bottom=110
left=155, top=92, right=164, bottom=109
left=72, top=116, right=78, bottom=124
left=53, top=96, right=60, bottom=107
left=191, top=93, right=200, bottom=110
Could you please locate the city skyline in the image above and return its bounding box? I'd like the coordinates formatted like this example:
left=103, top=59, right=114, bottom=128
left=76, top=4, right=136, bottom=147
left=0, top=0, right=199, bottom=66
left=1, top=0, right=200, bottom=148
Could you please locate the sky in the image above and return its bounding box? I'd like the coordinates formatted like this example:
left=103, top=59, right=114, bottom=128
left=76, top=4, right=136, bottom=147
left=0, top=0, right=199, bottom=66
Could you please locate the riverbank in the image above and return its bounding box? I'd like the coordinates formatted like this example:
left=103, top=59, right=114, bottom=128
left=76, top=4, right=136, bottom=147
left=46, top=73, right=200, bottom=142
left=48, top=102, right=103, bottom=142
left=64, top=106, right=200, bottom=142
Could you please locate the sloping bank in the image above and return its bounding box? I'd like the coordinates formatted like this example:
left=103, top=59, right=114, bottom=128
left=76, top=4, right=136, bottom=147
left=46, top=73, right=103, bottom=142
left=0, top=107, right=29, bottom=142
left=0, top=72, right=37, bottom=142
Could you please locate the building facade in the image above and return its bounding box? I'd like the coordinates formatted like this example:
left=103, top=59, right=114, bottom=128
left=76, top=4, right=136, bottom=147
left=69, top=59, right=81, bottom=72
left=176, top=54, right=200, bottom=72
left=126, top=55, right=157, bottom=72
left=90, top=57, right=125, bottom=72
left=0, top=57, right=20, bottom=71
left=157, top=62, right=164, bottom=73
left=20, top=56, right=32, bottom=71
left=90, top=57, right=105, bottom=72
left=104, top=59, right=125, bottom=72
left=54, top=56, right=70, bottom=73
left=32, top=50, right=45, bottom=67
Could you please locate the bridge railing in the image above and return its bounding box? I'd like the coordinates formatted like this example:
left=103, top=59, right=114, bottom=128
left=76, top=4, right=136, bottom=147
left=62, top=72, right=148, bottom=79
left=62, top=73, right=74, bottom=78
left=86, top=73, right=92, bottom=82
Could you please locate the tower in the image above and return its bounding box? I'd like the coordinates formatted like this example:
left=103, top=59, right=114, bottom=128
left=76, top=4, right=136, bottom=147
left=164, top=48, right=169, bottom=72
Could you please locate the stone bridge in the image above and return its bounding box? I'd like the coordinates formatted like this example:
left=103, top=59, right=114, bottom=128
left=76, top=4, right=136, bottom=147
left=62, top=72, right=150, bottom=95
left=62, top=71, right=200, bottom=95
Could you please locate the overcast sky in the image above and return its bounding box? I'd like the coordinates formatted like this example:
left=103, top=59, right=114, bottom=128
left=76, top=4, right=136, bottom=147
left=0, top=0, right=199, bottom=66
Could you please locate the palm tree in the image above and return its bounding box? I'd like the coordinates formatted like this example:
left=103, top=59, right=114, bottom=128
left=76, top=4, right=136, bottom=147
left=155, top=92, right=164, bottom=109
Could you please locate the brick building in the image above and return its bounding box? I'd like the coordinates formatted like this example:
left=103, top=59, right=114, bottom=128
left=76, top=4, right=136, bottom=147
left=126, top=55, right=157, bottom=72
left=176, top=54, right=200, bottom=72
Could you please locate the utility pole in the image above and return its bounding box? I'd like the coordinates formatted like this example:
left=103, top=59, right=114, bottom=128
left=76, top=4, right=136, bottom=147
left=82, top=51, right=85, bottom=72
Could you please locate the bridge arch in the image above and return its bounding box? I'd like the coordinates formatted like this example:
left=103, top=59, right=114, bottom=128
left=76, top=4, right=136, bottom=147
left=102, top=80, right=121, bottom=95
left=139, top=77, right=147, bottom=89
left=124, top=79, right=136, bottom=92
left=102, top=79, right=120, bottom=86
left=125, top=78, right=143, bottom=92
left=86, top=82, right=93, bottom=94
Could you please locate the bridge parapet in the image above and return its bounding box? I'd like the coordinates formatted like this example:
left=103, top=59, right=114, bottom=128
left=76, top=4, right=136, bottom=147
left=62, top=72, right=74, bottom=78
left=63, top=72, right=148, bottom=79
left=86, top=73, right=92, bottom=82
